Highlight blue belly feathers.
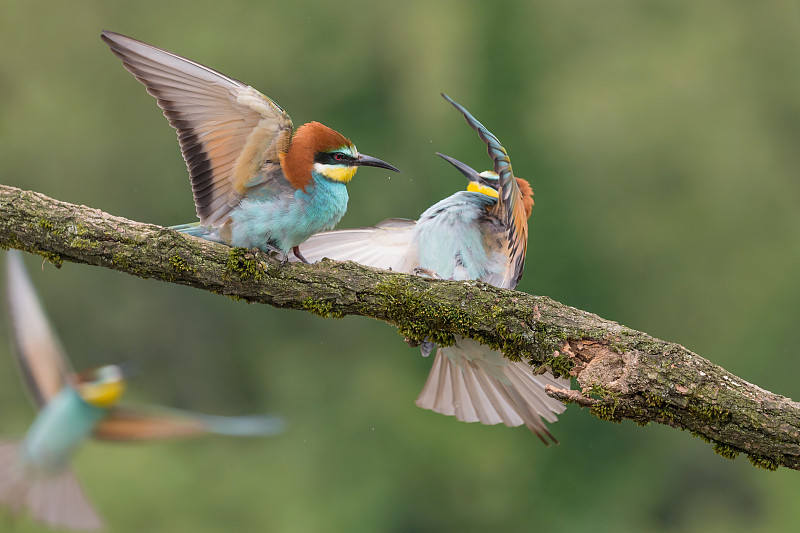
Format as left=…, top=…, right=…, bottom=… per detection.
left=230, top=174, right=349, bottom=253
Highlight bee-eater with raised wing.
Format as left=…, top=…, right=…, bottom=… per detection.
left=297, top=94, right=568, bottom=443
left=0, top=251, right=284, bottom=531
left=100, top=31, right=399, bottom=261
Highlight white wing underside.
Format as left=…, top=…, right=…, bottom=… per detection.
left=296, top=219, right=417, bottom=271
left=415, top=337, right=569, bottom=442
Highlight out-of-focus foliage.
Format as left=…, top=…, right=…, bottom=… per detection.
left=1, top=1, right=799, bottom=532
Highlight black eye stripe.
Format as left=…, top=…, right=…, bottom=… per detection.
left=314, top=151, right=354, bottom=165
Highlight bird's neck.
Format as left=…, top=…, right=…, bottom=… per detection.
left=279, top=150, right=313, bottom=191
left=299, top=172, right=349, bottom=228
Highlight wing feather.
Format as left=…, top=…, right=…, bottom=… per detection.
left=442, top=94, right=529, bottom=286
left=93, top=406, right=284, bottom=441
left=295, top=219, right=417, bottom=271
left=101, top=31, right=293, bottom=227
left=5, top=251, right=71, bottom=408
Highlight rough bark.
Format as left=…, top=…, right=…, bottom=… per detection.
left=1, top=184, right=798, bottom=471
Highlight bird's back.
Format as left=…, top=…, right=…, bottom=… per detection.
left=414, top=191, right=510, bottom=285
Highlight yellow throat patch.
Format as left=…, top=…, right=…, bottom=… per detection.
left=80, top=380, right=127, bottom=408
left=467, top=182, right=500, bottom=198
left=314, top=163, right=358, bottom=184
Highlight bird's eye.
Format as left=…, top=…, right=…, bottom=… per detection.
left=333, top=153, right=344, bottom=162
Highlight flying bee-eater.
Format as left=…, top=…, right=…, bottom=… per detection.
left=296, top=94, right=568, bottom=443
left=100, top=31, right=399, bottom=261
left=0, top=251, right=284, bottom=530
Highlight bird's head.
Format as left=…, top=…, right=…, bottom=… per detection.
left=281, top=122, right=399, bottom=190
left=436, top=152, right=534, bottom=218
left=76, top=364, right=128, bottom=408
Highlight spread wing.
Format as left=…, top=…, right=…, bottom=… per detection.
left=295, top=218, right=418, bottom=272
left=5, top=251, right=72, bottom=408
left=101, top=31, right=293, bottom=227
left=442, top=94, right=528, bottom=287
left=94, top=405, right=285, bottom=441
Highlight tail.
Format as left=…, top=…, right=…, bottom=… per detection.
left=0, top=440, right=102, bottom=530
left=415, top=338, right=569, bottom=444
left=170, top=222, right=223, bottom=242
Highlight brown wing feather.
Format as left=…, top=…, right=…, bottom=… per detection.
left=93, top=407, right=208, bottom=441
left=441, top=94, right=530, bottom=287
left=101, top=31, right=293, bottom=227
left=5, top=251, right=72, bottom=408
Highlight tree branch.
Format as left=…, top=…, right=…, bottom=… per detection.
left=1, top=184, right=798, bottom=471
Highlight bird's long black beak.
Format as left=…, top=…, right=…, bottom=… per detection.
left=436, top=152, right=496, bottom=188
left=355, top=154, right=400, bottom=172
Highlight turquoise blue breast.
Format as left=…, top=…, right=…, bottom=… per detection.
left=21, top=388, right=106, bottom=473
left=230, top=174, right=349, bottom=253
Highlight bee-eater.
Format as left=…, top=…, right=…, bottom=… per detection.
left=100, top=31, right=399, bottom=261
left=296, top=95, right=568, bottom=443
left=0, top=251, right=284, bottom=530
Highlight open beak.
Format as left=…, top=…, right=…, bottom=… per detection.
left=436, top=152, right=487, bottom=184
left=355, top=154, right=400, bottom=172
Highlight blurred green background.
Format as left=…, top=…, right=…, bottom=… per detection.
left=1, top=1, right=800, bottom=532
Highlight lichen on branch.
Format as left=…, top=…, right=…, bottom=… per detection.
left=1, top=184, right=799, bottom=471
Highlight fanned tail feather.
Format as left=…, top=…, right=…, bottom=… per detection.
left=0, top=440, right=102, bottom=530
left=415, top=339, right=569, bottom=444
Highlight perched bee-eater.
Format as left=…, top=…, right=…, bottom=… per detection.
left=297, top=95, right=568, bottom=443
left=100, top=31, right=399, bottom=261
left=0, top=251, right=284, bottom=530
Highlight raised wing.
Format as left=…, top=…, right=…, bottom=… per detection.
left=441, top=94, right=529, bottom=287
left=94, top=406, right=285, bottom=441
left=295, top=218, right=418, bottom=271
left=5, top=251, right=72, bottom=408
left=101, top=31, right=293, bottom=227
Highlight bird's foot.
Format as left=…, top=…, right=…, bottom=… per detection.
left=292, top=246, right=310, bottom=264
left=403, top=337, right=436, bottom=357
left=419, top=340, right=436, bottom=357
left=260, top=244, right=288, bottom=265
left=412, top=267, right=441, bottom=279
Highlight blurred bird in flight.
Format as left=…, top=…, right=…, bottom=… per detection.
left=297, top=94, right=568, bottom=443
left=101, top=31, right=399, bottom=261
left=0, top=250, right=284, bottom=530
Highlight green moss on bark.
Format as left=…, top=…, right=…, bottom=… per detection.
left=225, top=248, right=266, bottom=281
left=303, top=297, right=345, bottom=319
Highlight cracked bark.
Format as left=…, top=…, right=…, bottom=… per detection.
left=1, top=184, right=798, bottom=471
